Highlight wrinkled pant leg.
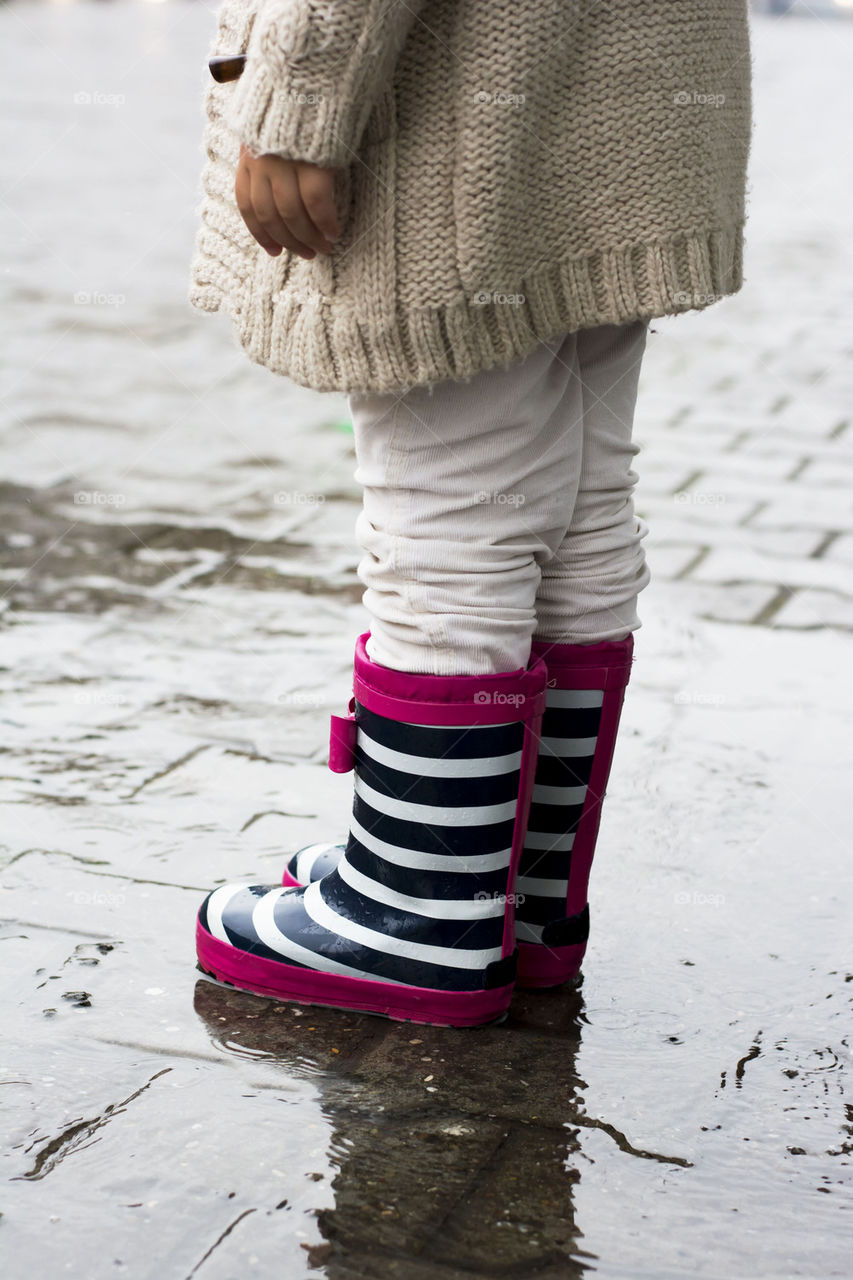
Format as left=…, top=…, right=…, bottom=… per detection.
left=348, top=333, right=586, bottom=675
left=534, top=321, right=651, bottom=645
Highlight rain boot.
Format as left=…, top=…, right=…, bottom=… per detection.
left=513, top=636, right=634, bottom=987
left=283, top=637, right=635, bottom=990
left=196, top=634, right=547, bottom=1026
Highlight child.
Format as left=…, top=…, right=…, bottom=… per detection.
left=190, top=0, right=751, bottom=1025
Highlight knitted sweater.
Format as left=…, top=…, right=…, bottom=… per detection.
left=189, top=0, right=751, bottom=394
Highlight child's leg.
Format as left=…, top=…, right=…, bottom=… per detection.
left=535, top=320, right=650, bottom=644
left=516, top=320, right=650, bottom=986
left=246, top=327, right=649, bottom=1008
left=349, top=332, right=589, bottom=675
left=197, top=337, right=606, bottom=1022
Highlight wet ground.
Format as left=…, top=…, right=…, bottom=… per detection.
left=2, top=3, right=853, bottom=1277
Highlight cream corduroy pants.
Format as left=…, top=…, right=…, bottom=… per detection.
left=349, top=321, right=651, bottom=675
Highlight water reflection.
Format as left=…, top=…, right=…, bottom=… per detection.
left=193, top=977, right=695, bottom=1275
left=193, top=978, right=596, bottom=1276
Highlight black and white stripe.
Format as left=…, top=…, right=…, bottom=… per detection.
left=515, top=688, right=603, bottom=944
left=291, top=842, right=345, bottom=882
left=204, top=702, right=525, bottom=991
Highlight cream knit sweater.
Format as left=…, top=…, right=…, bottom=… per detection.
left=189, top=1, right=751, bottom=394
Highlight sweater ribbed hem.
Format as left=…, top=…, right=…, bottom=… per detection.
left=190, top=224, right=744, bottom=394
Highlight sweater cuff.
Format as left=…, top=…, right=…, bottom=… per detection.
left=225, top=0, right=426, bottom=167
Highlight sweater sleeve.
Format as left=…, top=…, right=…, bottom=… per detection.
left=224, top=0, right=427, bottom=167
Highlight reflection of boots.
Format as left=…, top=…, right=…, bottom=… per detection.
left=515, top=636, right=634, bottom=988
left=196, top=634, right=546, bottom=1026
left=192, top=976, right=591, bottom=1276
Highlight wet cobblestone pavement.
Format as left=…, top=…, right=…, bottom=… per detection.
left=2, top=4, right=852, bottom=1277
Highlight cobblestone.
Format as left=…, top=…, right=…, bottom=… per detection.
left=797, top=455, right=853, bottom=487
left=635, top=363, right=853, bottom=622
left=687, top=547, right=852, bottom=594
left=745, top=492, right=853, bottom=533
left=658, top=579, right=788, bottom=627
left=648, top=522, right=825, bottom=562
left=763, top=588, right=853, bottom=631
left=824, top=532, right=853, bottom=564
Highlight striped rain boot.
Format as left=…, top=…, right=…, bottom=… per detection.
left=283, top=638, right=635, bottom=991
left=514, top=636, right=634, bottom=988
left=196, top=634, right=546, bottom=1027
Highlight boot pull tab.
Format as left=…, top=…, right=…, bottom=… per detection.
left=329, top=698, right=357, bottom=773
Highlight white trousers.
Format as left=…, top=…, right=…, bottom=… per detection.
left=349, top=322, right=651, bottom=675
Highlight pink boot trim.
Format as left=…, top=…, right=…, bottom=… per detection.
left=519, top=636, right=634, bottom=986
left=543, top=638, right=632, bottom=925
left=516, top=941, right=586, bottom=989
left=196, top=921, right=514, bottom=1028
left=531, top=634, right=634, bottom=691
left=353, top=631, right=547, bottom=726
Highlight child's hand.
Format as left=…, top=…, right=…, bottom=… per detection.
left=235, top=145, right=341, bottom=260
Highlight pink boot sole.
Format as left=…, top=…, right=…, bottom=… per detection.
left=196, top=920, right=514, bottom=1028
